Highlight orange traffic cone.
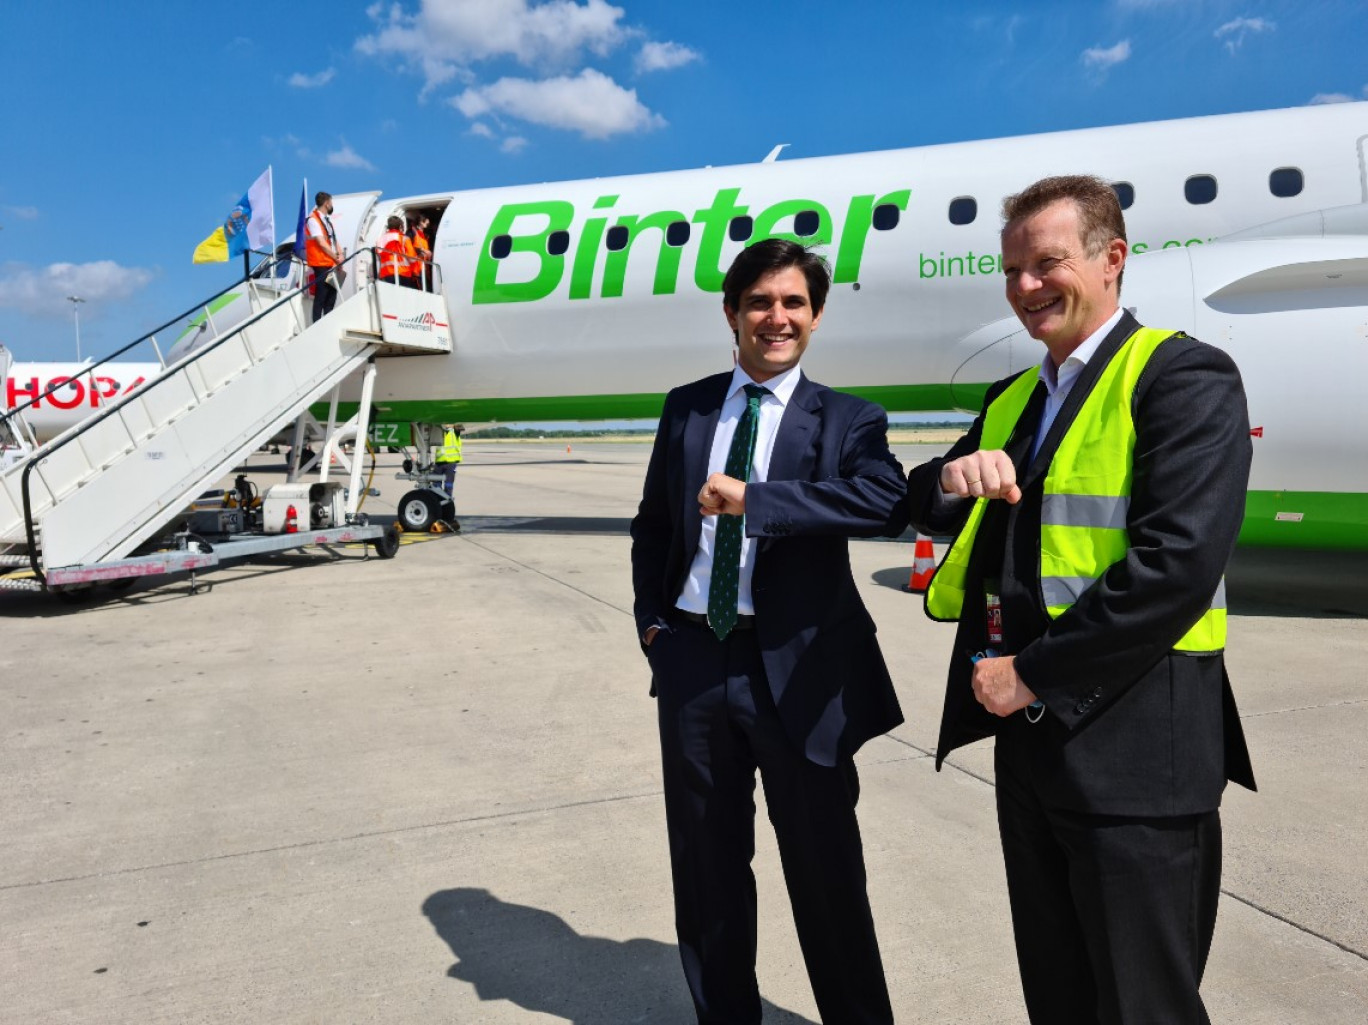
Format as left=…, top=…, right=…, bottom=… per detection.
left=905, top=533, right=937, bottom=593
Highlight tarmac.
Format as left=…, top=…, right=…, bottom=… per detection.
left=1, top=438, right=1365, bottom=1024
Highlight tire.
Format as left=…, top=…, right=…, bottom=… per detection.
left=398, top=489, right=440, bottom=532
left=372, top=525, right=400, bottom=559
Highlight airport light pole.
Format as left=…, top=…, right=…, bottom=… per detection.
left=66, top=295, right=86, bottom=361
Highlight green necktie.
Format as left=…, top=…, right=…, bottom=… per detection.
left=708, top=384, right=768, bottom=639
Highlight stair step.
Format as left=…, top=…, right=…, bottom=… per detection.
left=0, top=576, right=42, bottom=592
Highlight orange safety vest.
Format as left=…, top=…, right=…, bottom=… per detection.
left=400, top=234, right=418, bottom=277
left=376, top=229, right=406, bottom=281
left=410, top=228, right=431, bottom=262
left=305, top=210, right=338, bottom=268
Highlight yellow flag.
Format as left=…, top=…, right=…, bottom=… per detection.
left=192, top=226, right=229, bottom=264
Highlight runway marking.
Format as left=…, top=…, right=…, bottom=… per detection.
left=0, top=789, right=663, bottom=893
left=1240, top=696, right=1368, bottom=718
left=890, top=735, right=1368, bottom=964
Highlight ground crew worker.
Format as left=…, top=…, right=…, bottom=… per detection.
left=376, top=216, right=406, bottom=284
left=434, top=423, right=463, bottom=499
left=408, top=214, right=433, bottom=291
left=305, top=192, right=342, bottom=323
left=400, top=227, right=421, bottom=289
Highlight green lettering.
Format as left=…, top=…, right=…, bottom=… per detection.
left=753, top=199, right=833, bottom=248
left=569, top=195, right=618, bottom=300
left=833, top=190, right=910, bottom=284
left=472, top=200, right=574, bottom=304
left=919, top=253, right=938, bottom=279
left=692, top=188, right=749, bottom=293
left=1132, top=242, right=1149, bottom=254
left=978, top=254, right=998, bottom=275
left=601, top=211, right=689, bottom=298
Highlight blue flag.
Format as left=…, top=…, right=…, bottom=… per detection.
left=279, top=182, right=308, bottom=278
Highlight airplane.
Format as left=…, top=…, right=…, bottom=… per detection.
left=0, top=357, right=159, bottom=446
left=47, top=102, right=1368, bottom=549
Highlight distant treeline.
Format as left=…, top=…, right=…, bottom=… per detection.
left=467, top=426, right=657, bottom=439
left=467, top=421, right=968, bottom=440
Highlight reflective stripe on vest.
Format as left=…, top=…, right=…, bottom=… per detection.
left=925, top=325, right=1226, bottom=654
left=435, top=430, right=462, bottom=463
left=377, top=230, right=405, bottom=280
left=305, top=211, right=337, bottom=268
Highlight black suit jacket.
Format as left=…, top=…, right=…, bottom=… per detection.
left=907, top=313, right=1256, bottom=816
left=630, top=371, right=906, bottom=767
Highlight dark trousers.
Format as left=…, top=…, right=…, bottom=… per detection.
left=438, top=461, right=458, bottom=498
left=650, top=619, right=893, bottom=1025
left=311, top=270, right=338, bottom=323
left=995, top=731, right=1222, bottom=1024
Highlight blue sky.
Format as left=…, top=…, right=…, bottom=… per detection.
left=1, top=0, right=1366, bottom=362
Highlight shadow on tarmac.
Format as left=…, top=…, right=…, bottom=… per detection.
left=422, top=887, right=817, bottom=1024
left=461, top=515, right=634, bottom=536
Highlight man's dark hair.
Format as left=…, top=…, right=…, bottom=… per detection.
left=386, top=215, right=403, bottom=230
left=315, top=191, right=332, bottom=208
left=722, top=238, right=831, bottom=314
left=1001, top=175, right=1127, bottom=289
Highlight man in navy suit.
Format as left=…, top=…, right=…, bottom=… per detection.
left=906, top=176, right=1255, bottom=1023
left=630, top=240, right=906, bottom=1024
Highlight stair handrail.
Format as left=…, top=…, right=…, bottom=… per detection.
left=17, top=248, right=380, bottom=582
left=0, top=249, right=294, bottom=437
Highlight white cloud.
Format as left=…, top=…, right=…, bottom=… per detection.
left=452, top=68, right=664, bottom=139
left=324, top=143, right=377, bottom=171
left=635, top=40, right=700, bottom=74
left=3, top=206, right=39, bottom=221
left=1081, top=39, right=1131, bottom=71
left=358, top=0, right=629, bottom=91
left=0, top=261, right=155, bottom=318
left=468, top=121, right=495, bottom=138
left=501, top=135, right=529, bottom=154
left=1214, top=16, right=1275, bottom=54
left=1310, top=86, right=1368, bottom=104
left=288, top=68, right=336, bottom=89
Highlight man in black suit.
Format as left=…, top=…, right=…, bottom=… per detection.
left=630, top=239, right=906, bottom=1024
left=905, top=175, right=1256, bottom=1023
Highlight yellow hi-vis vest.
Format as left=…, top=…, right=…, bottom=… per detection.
left=925, top=326, right=1226, bottom=654
left=435, top=430, right=462, bottom=464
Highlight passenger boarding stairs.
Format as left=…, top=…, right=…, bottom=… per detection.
left=0, top=256, right=450, bottom=590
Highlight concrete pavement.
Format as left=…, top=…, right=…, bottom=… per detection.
left=0, top=440, right=1363, bottom=1023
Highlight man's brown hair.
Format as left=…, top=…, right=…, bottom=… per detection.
left=1001, top=175, right=1127, bottom=288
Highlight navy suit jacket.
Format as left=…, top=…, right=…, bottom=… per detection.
left=630, top=370, right=906, bottom=766
left=906, top=313, right=1256, bottom=816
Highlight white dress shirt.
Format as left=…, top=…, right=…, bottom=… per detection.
left=675, top=364, right=802, bottom=617
left=1031, top=307, right=1124, bottom=462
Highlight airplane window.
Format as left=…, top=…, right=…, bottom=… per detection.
left=1185, top=175, right=1218, bottom=205
left=605, top=225, right=630, bottom=252
left=490, top=234, right=512, bottom=260
left=666, top=221, right=691, bottom=247
left=872, top=204, right=900, bottom=231
left=729, top=216, right=753, bottom=242
left=547, top=230, right=571, bottom=256
left=793, top=210, right=820, bottom=237
left=948, top=197, right=977, bottom=225
left=1111, top=182, right=1135, bottom=210
left=1269, top=167, right=1304, bottom=198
